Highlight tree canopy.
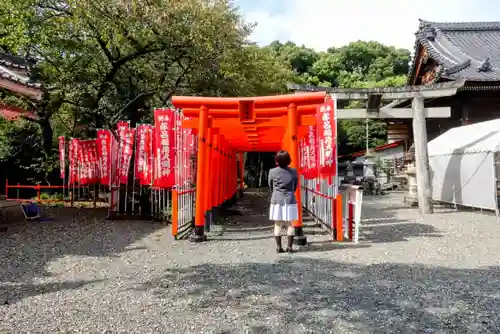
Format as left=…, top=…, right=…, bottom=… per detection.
left=0, top=0, right=411, bottom=185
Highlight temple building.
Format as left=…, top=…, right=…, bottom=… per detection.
left=407, top=19, right=500, bottom=139
left=0, top=50, right=41, bottom=120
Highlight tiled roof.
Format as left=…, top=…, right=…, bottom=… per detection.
left=410, top=19, right=500, bottom=82
left=0, top=51, right=42, bottom=88
left=339, top=141, right=405, bottom=158
left=0, top=51, right=36, bottom=69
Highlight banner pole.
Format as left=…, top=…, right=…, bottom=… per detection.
left=132, top=125, right=139, bottom=214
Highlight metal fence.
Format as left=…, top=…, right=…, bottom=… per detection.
left=301, top=177, right=363, bottom=243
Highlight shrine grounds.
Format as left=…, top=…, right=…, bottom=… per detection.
left=2, top=191, right=500, bottom=333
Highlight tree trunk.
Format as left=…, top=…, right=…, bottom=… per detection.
left=39, top=118, right=53, bottom=159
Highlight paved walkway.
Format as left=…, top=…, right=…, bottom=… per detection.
left=1, top=191, right=500, bottom=333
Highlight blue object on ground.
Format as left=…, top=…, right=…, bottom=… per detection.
left=21, top=202, right=54, bottom=222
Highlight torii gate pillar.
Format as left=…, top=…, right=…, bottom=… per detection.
left=287, top=103, right=307, bottom=245
left=191, top=106, right=209, bottom=242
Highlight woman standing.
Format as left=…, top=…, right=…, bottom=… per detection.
left=268, top=150, right=299, bottom=253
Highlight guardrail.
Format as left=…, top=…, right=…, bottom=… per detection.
left=5, top=179, right=106, bottom=207
left=301, top=179, right=363, bottom=243
left=172, top=188, right=196, bottom=239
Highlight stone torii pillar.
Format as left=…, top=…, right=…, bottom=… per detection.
left=412, top=96, right=432, bottom=214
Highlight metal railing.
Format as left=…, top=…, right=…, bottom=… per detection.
left=172, top=188, right=195, bottom=239
left=5, top=179, right=107, bottom=208
left=301, top=177, right=363, bottom=243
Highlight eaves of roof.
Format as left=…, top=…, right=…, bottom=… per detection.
left=408, top=19, right=500, bottom=84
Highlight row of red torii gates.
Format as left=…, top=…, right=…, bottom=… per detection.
left=172, top=92, right=328, bottom=243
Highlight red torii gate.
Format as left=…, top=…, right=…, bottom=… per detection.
left=172, top=92, right=327, bottom=242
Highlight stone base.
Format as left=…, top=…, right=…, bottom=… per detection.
left=189, top=225, right=208, bottom=243
left=404, top=195, right=418, bottom=206
left=293, top=226, right=308, bottom=246
left=294, top=235, right=307, bottom=246
left=189, top=234, right=208, bottom=243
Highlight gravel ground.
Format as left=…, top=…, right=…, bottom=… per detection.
left=2, top=192, right=500, bottom=333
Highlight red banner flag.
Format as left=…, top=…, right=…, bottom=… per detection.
left=88, top=140, right=98, bottom=184
left=135, top=124, right=153, bottom=185
left=186, top=129, right=195, bottom=184
left=306, top=125, right=318, bottom=179
left=68, top=138, right=80, bottom=185
left=299, top=138, right=306, bottom=175
left=316, top=98, right=336, bottom=179
left=78, top=140, right=89, bottom=185
left=145, top=126, right=153, bottom=185
left=78, top=140, right=98, bottom=185
left=117, top=120, right=129, bottom=134
left=58, top=136, right=65, bottom=179
left=115, top=120, right=130, bottom=184
left=117, top=128, right=135, bottom=184
left=176, top=127, right=194, bottom=187
left=97, top=129, right=112, bottom=185
left=153, top=109, right=176, bottom=188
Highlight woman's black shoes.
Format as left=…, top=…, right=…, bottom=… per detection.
left=275, top=235, right=297, bottom=253
left=275, top=236, right=284, bottom=253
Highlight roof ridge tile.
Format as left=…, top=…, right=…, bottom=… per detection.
left=419, top=19, right=500, bottom=31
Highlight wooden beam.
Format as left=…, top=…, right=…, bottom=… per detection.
left=287, top=80, right=466, bottom=100
left=172, top=91, right=326, bottom=110
left=411, top=46, right=425, bottom=85
left=0, top=78, right=42, bottom=101
left=337, top=107, right=450, bottom=119
left=300, top=115, right=316, bottom=126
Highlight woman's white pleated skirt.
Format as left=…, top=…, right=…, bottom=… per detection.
left=269, top=202, right=299, bottom=221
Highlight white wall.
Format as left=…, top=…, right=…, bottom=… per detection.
left=377, top=145, right=404, bottom=162
left=353, top=145, right=404, bottom=163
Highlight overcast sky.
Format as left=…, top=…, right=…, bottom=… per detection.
left=234, top=0, right=500, bottom=51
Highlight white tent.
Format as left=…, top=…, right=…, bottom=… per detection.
left=428, top=118, right=500, bottom=215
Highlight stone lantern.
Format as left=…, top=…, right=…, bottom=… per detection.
left=344, top=160, right=356, bottom=183
left=404, top=143, right=416, bottom=166
left=363, top=148, right=378, bottom=194
left=404, top=144, right=418, bottom=205
left=363, top=148, right=376, bottom=181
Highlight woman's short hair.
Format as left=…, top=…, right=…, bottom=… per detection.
left=276, top=150, right=291, bottom=168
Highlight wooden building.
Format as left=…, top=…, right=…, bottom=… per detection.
left=408, top=19, right=500, bottom=140
left=340, top=141, right=405, bottom=163
left=0, top=50, right=41, bottom=120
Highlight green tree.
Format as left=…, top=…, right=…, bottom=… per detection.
left=0, top=118, right=46, bottom=184
left=0, top=0, right=292, bottom=183
left=270, top=40, right=411, bottom=153
left=340, top=119, right=387, bottom=149
left=0, top=0, right=291, bottom=146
